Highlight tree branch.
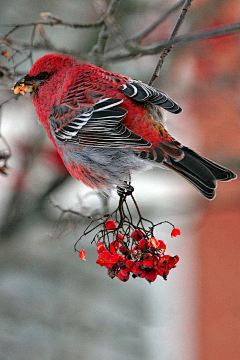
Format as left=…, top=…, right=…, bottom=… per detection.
left=106, top=0, right=185, bottom=55
left=128, top=0, right=185, bottom=44
left=104, top=21, right=240, bottom=63
left=0, top=18, right=105, bottom=35
left=149, top=0, right=193, bottom=86
left=105, top=0, right=122, bottom=17
left=88, top=0, right=122, bottom=66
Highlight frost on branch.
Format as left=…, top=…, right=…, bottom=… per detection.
left=75, top=183, right=180, bottom=283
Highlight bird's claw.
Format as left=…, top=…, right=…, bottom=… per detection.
left=117, top=182, right=134, bottom=197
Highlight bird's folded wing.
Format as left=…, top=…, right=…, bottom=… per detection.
left=121, top=79, right=182, bottom=114
left=49, top=97, right=151, bottom=148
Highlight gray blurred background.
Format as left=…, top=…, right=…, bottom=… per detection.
left=0, top=1, right=239, bottom=359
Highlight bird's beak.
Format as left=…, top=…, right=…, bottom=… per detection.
left=11, top=74, right=36, bottom=95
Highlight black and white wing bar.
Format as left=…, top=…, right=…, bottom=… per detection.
left=50, top=105, right=93, bottom=142
left=50, top=98, right=151, bottom=148
left=121, top=79, right=182, bottom=114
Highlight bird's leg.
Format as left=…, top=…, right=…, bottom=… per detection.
left=116, top=179, right=134, bottom=227
left=117, top=173, right=134, bottom=197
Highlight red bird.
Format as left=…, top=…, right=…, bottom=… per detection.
left=12, top=53, right=236, bottom=199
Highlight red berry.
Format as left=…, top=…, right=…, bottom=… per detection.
left=132, top=264, right=144, bottom=277
left=119, top=246, right=127, bottom=254
left=79, top=249, right=86, bottom=261
left=148, top=237, right=158, bottom=247
left=144, top=269, right=157, bottom=283
left=142, top=258, right=154, bottom=270
left=105, top=219, right=116, bottom=230
left=126, top=259, right=135, bottom=270
left=97, top=242, right=107, bottom=254
left=138, top=239, right=148, bottom=250
left=118, top=255, right=126, bottom=263
left=156, top=240, right=166, bottom=253
left=109, top=253, right=120, bottom=265
left=131, top=229, right=144, bottom=241
left=99, top=251, right=112, bottom=261
left=96, top=256, right=108, bottom=267
left=118, top=269, right=129, bottom=282
left=139, top=271, right=147, bottom=278
left=171, top=228, right=181, bottom=237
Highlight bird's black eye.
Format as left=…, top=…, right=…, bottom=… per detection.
left=37, top=72, right=49, bottom=80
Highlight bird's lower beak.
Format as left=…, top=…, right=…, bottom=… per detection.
left=11, top=74, right=36, bottom=95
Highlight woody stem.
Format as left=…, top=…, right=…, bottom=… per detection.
left=148, top=0, right=193, bottom=86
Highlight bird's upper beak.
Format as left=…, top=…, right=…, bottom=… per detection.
left=11, top=74, right=36, bottom=95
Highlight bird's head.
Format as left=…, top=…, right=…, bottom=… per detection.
left=11, top=53, right=76, bottom=95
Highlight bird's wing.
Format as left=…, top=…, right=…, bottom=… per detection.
left=121, top=79, right=182, bottom=114
left=49, top=97, right=151, bottom=148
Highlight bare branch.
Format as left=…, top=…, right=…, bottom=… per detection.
left=49, top=198, right=84, bottom=217
left=128, top=0, right=185, bottom=44
left=0, top=98, right=17, bottom=175
left=164, top=20, right=240, bottom=46
left=149, top=0, right=193, bottom=86
left=0, top=96, right=18, bottom=108
left=104, top=21, right=240, bottom=63
left=88, top=0, right=122, bottom=66
left=106, top=0, right=185, bottom=55
left=0, top=35, right=82, bottom=58
left=0, top=18, right=105, bottom=33
left=105, top=0, right=122, bottom=17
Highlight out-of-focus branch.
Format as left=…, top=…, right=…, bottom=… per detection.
left=88, top=0, right=122, bottom=66
left=2, top=3, right=240, bottom=68
left=0, top=36, right=84, bottom=65
left=0, top=97, right=18, bottom=175
left=104, top=21, right=240, bottom=63
left=105, top=0, right=185, bottom=56
left=162, top=20, right=240, bottom=46
left=127, top=0, right=185, bottom=44
left=0, top=18, right=105, bottom=35
left=105, top=0, right=122, bottom=17
left=0, top=14, right=106, bottom=73
left=0, top=173, right=70, bottom=239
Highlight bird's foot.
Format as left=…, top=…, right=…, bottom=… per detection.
left=117, top=181, right=134, bottom=197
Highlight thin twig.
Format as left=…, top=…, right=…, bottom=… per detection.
left=162, top=20, right=240, bottom=46
left=149, top=0, right=193, bottom=86
left=0, top=96, right=18, bottom=109
left=13, top=53, right=32, bottom=72
left=30, top=25, right=36, bottom=45
left=3, top=26, right=20, bottom=38
left=0, top=18, right=105, bottom=31
left=129, top=0, right=185, bottom=44
left=50, top=200, right=84, bottom=217
left=105, top=0, right=122, bottom=17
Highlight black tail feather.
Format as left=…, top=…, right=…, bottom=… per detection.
left=163, top=146, right=236, bottom=199
left=181, top=146, right=236, bottom=181
left=164, top=162, right=216, bottom=199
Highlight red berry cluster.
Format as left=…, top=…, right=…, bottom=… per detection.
left=95, top=220, right=179, bottom=283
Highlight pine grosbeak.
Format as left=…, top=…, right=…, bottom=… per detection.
left=12, top=53, right=236, bottom=198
